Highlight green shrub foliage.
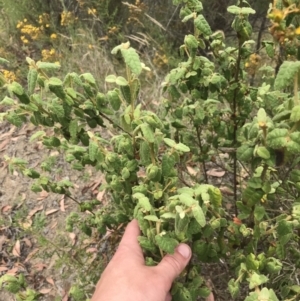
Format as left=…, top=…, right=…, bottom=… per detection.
left=3, top=0, right=300, bottom=300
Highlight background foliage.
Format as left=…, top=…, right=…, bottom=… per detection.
left=3, top=0, right=300, bottom=301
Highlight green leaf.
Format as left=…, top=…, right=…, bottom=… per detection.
left=163, top=138, right=176, bottom=148
left=36, top=61, right=61, bottom=71
left=178, top=193, right=197, bottom=206
left=262, top=41, right=275, bottom=58
left=155, top=234, right=179, bottom=254
left=6, top=112, right=23, bottom=127
left=105, top=74, right=117, bottom=83
left=291, top=105, right=300, bottom=122
left=228, top=278, right=240, bottom=299
left=89, top=141, right=98, bottom=162
left=0, top=57, right=9, bottom=65
left=227, top=5, right=255, bottom=15
left=254, top=205, right=265, bottom=221
left=237, top=145, right=253, bottom=161
left=107, top=90, right=121, bottom=111
left=248, top=272, right=269, bottom=289
left=29, top=131, right=45, bottom=142
left=266, top=129, right=288, bottom=149
left=69, top=120, right=78, bottom=138
left=140, top=123, right=155, bottom=143
left=257, top=108, right=267, bottom=123
left=27, top=68, right=38, bottom=94
left=174, top=143, right=190, bottom=152
left=192, top=205, right=206, bottom=227
left=81, top=73, right=96, bottom=85
left=133, top=194, right=152, bottom=211
left=194, top=15, right=212, bottom=36
left=184, top=34, right=198, bottom=50
left=121, top=47, right=142, bottom=76
left=0, top=96, right=15, bottom=105
left=256, top=146, right=270, bottom=159
left=274, top=61, right=300, bottom=90
left=51, top=100, right=65, bottom=118
left=116, top=76, right=128, bottom=86
left=144, top=215, right=160, bottom=222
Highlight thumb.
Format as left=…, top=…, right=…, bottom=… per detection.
left=155, top=244, right=192, bottom=285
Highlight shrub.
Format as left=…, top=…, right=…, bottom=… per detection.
left=3, top=0, right=300, bottom=300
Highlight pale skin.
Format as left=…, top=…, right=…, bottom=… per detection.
left=91, top=219, right=192, bottom=301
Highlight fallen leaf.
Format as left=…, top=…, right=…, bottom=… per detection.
left=28, top=205, right=43, bottom=218
left=22, top=238, right=32, bottom=248
left=233, top=217, right=242, bottom=225
left=12, top=240, right=21, bottom=257
left=0, top=236, right=7, bottom=251
left=24, top=248, right=39, bottom=263
left=6, top=267, right=18, bottom=276
left=50, top=221, right=58, bottom=229
left=20, top=220, right=33, bottom=230
left=37, top=190, right=49, bottom=201
left=46, top=277, right=55, bottom=286
left=219, top=186, right=234, bottom=196
left=86, top=247, right=98, bottom=253
left=91, top=180, right=102, bottom=192
left=186, top=166, right=198, bottom=176
left=39, top=288, right=52, bottom=294
left=0, top=138, right=9, bottom=151
left=206, top=169, right=225, bottom=177
left=1, top=205, right=12, bottom=213
left=33, top=263, right=47, bottom=271
left=60, top=196, right=65, bottom=212
left=96, top=190, right=106, bottom=202
left=0, top=266, right=9, bottom=272
left=46, top=209, right=59, bottom=216
left=69, top=233, right=76, bottom=246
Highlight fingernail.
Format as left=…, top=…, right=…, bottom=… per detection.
left=177, top=244, right=191, bottom=259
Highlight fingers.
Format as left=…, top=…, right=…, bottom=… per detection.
left=155, top=244, right=191, bottom=287
left=113, top=219, right=144, bottom=264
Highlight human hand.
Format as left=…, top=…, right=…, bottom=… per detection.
left=91, top=219, right=192, bottom=301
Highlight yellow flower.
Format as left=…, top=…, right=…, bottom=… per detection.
left=2, top=69, right=17, bottom=82
left=295, top=27, right=300, bottom=35
left=88, top=8, right=97, bottom=15
left=50, top=33, right=57, bottom=39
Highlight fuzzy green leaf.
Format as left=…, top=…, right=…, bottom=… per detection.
left=140, top=123, right=155, bottom=143
left=174, top=143, right=190, bottom=152
left=237, top=145, right=253, bottom=161
left=155, top=235, right=179, bottom=254
left=0, top=96, right=15, bottom=105
left=89, top=141, right=98, bottom=162
left=248, top=272, right=269, bottom=289
left=36, top=61, right=61, bottom=71
left=29, top=131, right=45, bottom=142
left=266, top=129, right=288, bottom=149
left=192, top=205, right=206, bottom=227
left=256, top=146, right=270, bottom=159
left=194, top=15, right=212, bottom=36
left=6, top=112, right=23, bottom=127
left=105, top=74, right=117, bottom=83
left=116, top=76, right=128, bottom=86
left=274, top=61, right=300, bottom=90
left=254, top=205, right=265, bottom=221
left=69, top=120, right=78, bottom=138
left=228, top=278, right=240, bottom=299
left=81, top=73, right=96, bottom=85
left=144, top=215, right=160, bottom=222
left=291, top=105, right=300, bottom=122
left=227, top=5, right=255, bottom=15
left=121, top=48, right=142, bottom=76
left=27, top=68, right=38, bottom=94
left=184, top=34, right=198, bottom=50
